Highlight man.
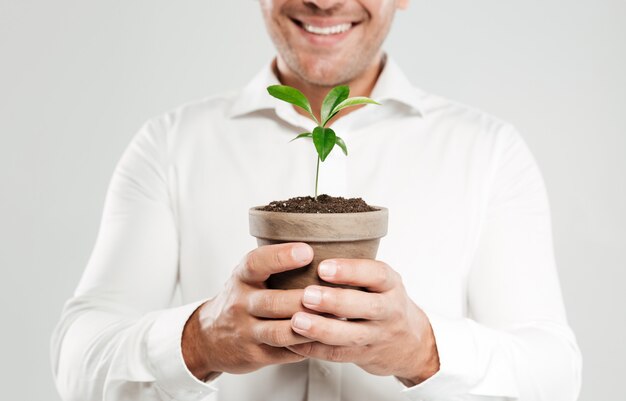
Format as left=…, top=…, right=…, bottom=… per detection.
left=51, top=1, right=582, bottom=400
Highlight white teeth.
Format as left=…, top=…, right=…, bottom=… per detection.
left=302, top=22, right=352, bottom=36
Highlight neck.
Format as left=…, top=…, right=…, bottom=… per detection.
left=273, top=54, right=385, bottom=126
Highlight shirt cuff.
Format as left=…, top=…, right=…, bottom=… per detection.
left=401, top=310, right=482, bottom=400
left=146, top=299, right=219, bottom=401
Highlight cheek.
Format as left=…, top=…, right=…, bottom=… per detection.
left=262, top=11, right=289, bottom=44
left=362, top=0, right=395, bottom=15
left=359, top=0, right=397, bottom=33
left=260, top=0, right=285, bottom=32
left=258, top=0, right=272, bottom=19
left=259, top=0, right=275, bottom=12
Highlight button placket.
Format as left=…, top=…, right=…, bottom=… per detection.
left=275, top=103, right=316, bottom=133
left=307, top=360, right=341, bottom=401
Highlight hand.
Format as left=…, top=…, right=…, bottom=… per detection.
left=182, top=242, right=315, bottom=381
left=287, top=259, right=440, bottom=386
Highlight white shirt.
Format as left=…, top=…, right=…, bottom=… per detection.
left=51, top=56, right=582, bottom=401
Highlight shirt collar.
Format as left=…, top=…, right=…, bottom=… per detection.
left=227, top=54, right=425, bottom=119
left=370, top=55, right=425, bottom=117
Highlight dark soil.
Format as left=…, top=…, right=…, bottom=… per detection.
left=259, top=194, right=377, bottom=214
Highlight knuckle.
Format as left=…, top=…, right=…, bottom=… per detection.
left=380, top=327, right=393, bottom=343
left=273, top=246, right=291, bottom=268
left=378, top=264, right=394, bottom=288
left=388, top=305, right=403, bottom=321
left=297, top=342, right=314, bottom=355
left=267, top=327, right=290, bottom=346
left=391, top=268, right=403, bottom=285
left=225, top=300, right=245, bottom=318
left=253, top=346, right=273, bottom=365
left=349, top=330, right=368, bottom=347
left=328, top=346, right=345, bottom=362
left=253, top=324, right=269, bottom=344
left=367, top=295, right=385, bottom=319
left=248, top=292, right=273, bottom=316
left=244, top=250, right=259, bottom=276
left=245, top=293, right=257, bottom=314
left=272, top=251, right=284, bottom=269
left=324, top=288, right=340, bottom=310
left=235, top=326, right=249, bottom=343
left=252, top=293, right=284, bottom=318
left=346, top=328, right=369, bottom=347
left=260, top=293, right=278, bottom=314
left=340, top=262, right=355, bottom=281
left=312, top=321, right=328, bottom=340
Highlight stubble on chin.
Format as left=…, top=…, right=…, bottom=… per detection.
left=266, top=2, right=378, bottom=87
left=282, top=48, right=381, bottom=88
left=292, top=55, right=353, bottom=87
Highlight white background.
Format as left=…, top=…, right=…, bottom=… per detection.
left=1, top=1, right=624, bottom=400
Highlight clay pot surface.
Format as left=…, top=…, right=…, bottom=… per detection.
left=249, top=207, right=388, bottom=289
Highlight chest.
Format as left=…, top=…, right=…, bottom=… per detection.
left=171, top=118, right=490, bottom=318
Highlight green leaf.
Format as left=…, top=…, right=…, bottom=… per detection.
left=335, top=136, right=348, bottom=156
left=267, top=85, right=318, bottom=123
left=312, top=127, right=336, bottom=162
left=289, top=132, right=312, bottom=142
left=321, top=85, right=349, bottom=127
left=327, top=96, right=380, bottom=122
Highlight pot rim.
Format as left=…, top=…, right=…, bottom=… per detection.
left=249, top=206, right=388, bottom=242
left=249, top=205, right=387, bottom=215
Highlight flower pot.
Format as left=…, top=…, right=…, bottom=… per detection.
left=249, top=207, right=388, bottom=289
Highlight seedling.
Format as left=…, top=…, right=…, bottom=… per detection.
left=267, top=84, right=379, bottom=200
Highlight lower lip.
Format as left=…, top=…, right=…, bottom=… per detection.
left=293, top=21, right=355, bottom=47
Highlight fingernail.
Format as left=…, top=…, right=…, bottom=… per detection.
left=303, top=287, right=322, bottom=305
left=319, top=261, right=337, bottom=278
left=291, top=245, right=312, bottom=263
left=293, top=314, right=312, bottom=330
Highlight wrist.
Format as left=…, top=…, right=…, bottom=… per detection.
left=397, top=311, right=440, bottom=387
left=411, top=328, right=440, bottom=385
left=182, top=302, right=220, bottom=381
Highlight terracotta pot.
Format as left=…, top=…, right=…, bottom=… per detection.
left=248, top=207, right=388, bottom=289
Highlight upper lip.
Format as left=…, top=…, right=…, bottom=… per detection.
left=290, top=16, right=361, bottom=28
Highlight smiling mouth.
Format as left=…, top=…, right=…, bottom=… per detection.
left=291, top=18, right=358, bottom=36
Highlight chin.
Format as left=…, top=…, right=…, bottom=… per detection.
left=300, top=73, right=345, bottom=87
left=293, top=57, right=357, bottom=87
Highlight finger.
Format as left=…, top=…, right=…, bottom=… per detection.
left=301, top=286, right=389, bottom=320
left=237, top=243, right=313, bottom=284
left=290, top=312, right=377, bottom=346
left=288, top=342, right=360, bottom=363
left=248, top=288, right=307, bottom=318
left=260, top=344, right=308, bottom=365
left=317, top=259, right=400, bottom=292
left=252, top=319, right=314, bottom=347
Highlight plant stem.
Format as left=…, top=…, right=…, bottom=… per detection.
left=314, top=156, right=320, bottom=201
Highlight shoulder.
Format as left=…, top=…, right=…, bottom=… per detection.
left=414, top=89, right=523, bottom=156
left=394, top=86, right=531, bottom=181
left=379, top=56, right=518, bottom=142
left=424, top=92, right=515, bottom=136
left=152, top=90, right=240, bottom=130
left=135, top=89, right=243, bottom=150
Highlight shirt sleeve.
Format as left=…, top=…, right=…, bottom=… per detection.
left=402, top=126, right=582, bottom=400
left=50, top=116, right=218, bottom=401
